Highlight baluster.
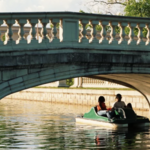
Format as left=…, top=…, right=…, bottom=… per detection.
left=28, top=24, right=32, bottom=44
left=4, top=23, right=9, bottom=45
left=0, top=20, right=4, bottom=45
left=15, top=20, right=21, bottom=44
left=29, top=19, right=38, bottom=44
left=41, top=18, right=49, bottom=47
left=37, top=20, right=42, bottom=43
left=51, top=19, right=60, bottom=43
left=79, top=20, right=83, bottom=43
left=59, top=19, right=63, bottom=42
left=18, top=19, right=26, bottom=44
left=118, top=22, right=128, bottom=45
left=118, top=22, right=123, bottom=44
left=6, top=19, right=15, bottom=46
left=128, top=23, right=136, bottom=45
left=99, top=21, right=108, bottom=44
left=145, top=24, right=150, bottom=45
left=109, top=21, right=118, bottom=44
left=88, top=21, right=93, bottom=43
left=90, top=20, right=99, bottom=44
left=80, top=20, right=89, bottom=43
left=137, top=23, right=145, bottom=45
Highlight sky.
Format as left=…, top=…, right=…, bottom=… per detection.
left=0, top=0, right=123, bottom=16
left=0, top=0, right=85, bottom=12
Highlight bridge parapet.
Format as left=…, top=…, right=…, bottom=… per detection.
left=0, top=12, right=149, bottom=52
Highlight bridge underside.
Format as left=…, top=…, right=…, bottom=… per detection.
left=90, top=74, right=150, bottom=106
left=1, top=62, right=150, bottom=108
left=0, top=48, right=150, bottom=109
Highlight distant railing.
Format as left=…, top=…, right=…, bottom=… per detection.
left=40, top=77, right=128, bottom=88
left=0, top=12, right=150, bottom=51
left=82, top=77, right=127, bottom=88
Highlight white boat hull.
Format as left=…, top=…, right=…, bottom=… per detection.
left=76, top=117, right=128, bottom=129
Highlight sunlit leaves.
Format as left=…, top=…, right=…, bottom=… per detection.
left=125, top=0, right=150, bottom=17
left=66, top=78, right=74, bottom=86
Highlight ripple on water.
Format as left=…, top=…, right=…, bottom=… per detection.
left=0, top=99, right=149, bottom=149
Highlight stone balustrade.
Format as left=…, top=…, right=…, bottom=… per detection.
left=40, top=77, right=128, bottom=88
left=81, top=77, right=127, bottom=88
left=0, top=12, right=149, bottom=51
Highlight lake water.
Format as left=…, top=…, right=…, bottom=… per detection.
left=0, top=99, right=150, bottom=150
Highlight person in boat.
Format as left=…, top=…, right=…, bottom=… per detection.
left=97, top=96, right=107, bottom=112
left=113, top=94, right=126, bottom=109
left=96, top=96, right=111, bottom=118
left=106, top=94, right=126, bottom=119
left=127, top=103, right=133, bottom=109
left=126, top=103, right=137, bottom=116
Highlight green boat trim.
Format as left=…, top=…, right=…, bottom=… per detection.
left=83, top=107, right=140, bottom=124
left=76, top=107, right=150, bottom=128
left=83, top=107, right=109, bottom=122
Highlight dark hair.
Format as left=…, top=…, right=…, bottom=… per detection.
left=127, top=103, right=132, bottom=109
left=98, top=96, right=105, bottom=103
left=116, top=94, right=122, bottom=102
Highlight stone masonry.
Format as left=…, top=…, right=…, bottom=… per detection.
left=5, top=88, right=149, bottom=111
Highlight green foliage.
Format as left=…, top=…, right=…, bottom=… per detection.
left=124, top=27, right=148, bottom=38
left=66, top=78, right=74, bottom=86
left=125, top=0, right=150, bottom=17
left=2, top=35, right=5, bottom=42
left=85, top=24, right=92, bottom=30
left=79, top=10, right=102, bottom=31
left=79, top=1, right=149, bottom=38
left=143, top=28, right=148, bottom=37
left=79, top=10, right=85, bottom=13
left=125, top=27, right=130, bottom=35
left=96, top=25, right=102, bottom=31
left=80, top=24, right=102, bottom=31
left=105, top=26, right=111, bottom=32
left=79, top=23, right=83, bottom=30
left=115, top=26, right=121, bottom=33
left=50, top=23, right=59, bottom=29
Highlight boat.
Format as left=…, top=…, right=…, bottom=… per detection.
left=76, top=107, right=150, bottom=128
left=129, top=115, right=150, bottom=128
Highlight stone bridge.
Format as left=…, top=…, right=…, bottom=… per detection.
left=0, top=12, right=150, bottom=107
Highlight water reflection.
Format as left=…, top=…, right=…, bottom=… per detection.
left=0, top=98, right=149, bottom=149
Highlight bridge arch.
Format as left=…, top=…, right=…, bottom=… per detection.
left=0, top=12, right=150, bottom=109
left=1, top=62, right=150, bottom=108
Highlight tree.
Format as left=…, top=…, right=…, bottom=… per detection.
left=84, top=0, right=150, bottom=17
left=66, top=78, right=74, bottom=86
left=84, top=0, right=128, bottom=15
left=125, top=0, right=150, bottom=17
left=83, top=0, right=150, bottom=37
left=79, top=10, right=85, bottom=13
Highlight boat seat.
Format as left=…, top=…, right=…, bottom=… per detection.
left=94, top=107, right=108, bottom=117
left=101, top=114, right=107, bottom=117
left=123, top=108, right=137, bottom=120
left=115, top=108, right=126, bottom=119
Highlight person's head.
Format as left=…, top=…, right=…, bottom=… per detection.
left=98, top=96, right=105, bottom=103
left=127, top=103, right=132, bottom=109
left=116, top=94, right=122, bottom=102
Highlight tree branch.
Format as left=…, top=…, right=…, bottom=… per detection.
left=90, top=0, right=127, bottom=6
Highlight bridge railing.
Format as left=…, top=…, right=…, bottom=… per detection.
left=0, top=12, right=150, bottom=51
